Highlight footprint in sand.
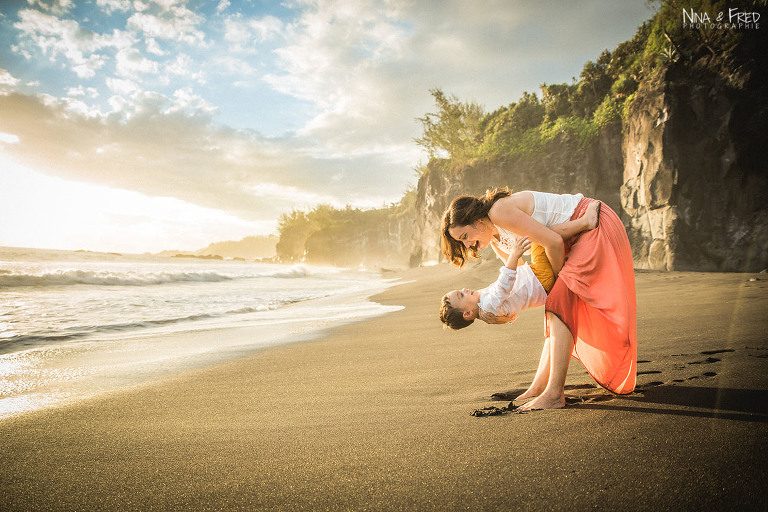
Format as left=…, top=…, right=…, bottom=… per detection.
left=687, top=371, right=718, bottom=380
left=636, top=360, right=663, bottom=376
left=659, top=348, right=727, bottom=385
left=637, top=380, right=664, bottom=388
left=478, top=351, right=733, bottom=416
left=685, top=348, right=734, bottom=366
left=701, top=349, right=735, bottom=355
left=689, top=357, right=721, bottom=365
left=489, top=391, right=520, bottom=401
left=564, top=383, right=598, bottom=390
left=565, top=393, right=615, bottom=405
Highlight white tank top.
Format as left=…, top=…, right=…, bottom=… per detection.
left=528, top=190, right=583, bottom=226
left=491, top=191, right=583, bottom=254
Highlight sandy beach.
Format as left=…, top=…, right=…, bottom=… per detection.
left=2, top=263, right=767, bottom=511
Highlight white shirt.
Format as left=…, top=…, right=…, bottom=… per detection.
left=478, top=264, right=547, bottom=323
left=528, top=190, right=583, bottom=226
left=490, top=191, right=583, bottom=255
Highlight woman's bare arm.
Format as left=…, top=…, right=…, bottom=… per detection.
left=488, top=198, right=565, bottom=275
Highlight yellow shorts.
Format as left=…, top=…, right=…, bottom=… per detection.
left=530, top=243, right=555, bottom=293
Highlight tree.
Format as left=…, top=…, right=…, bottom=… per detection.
left=540, top=83, right=575, bottom=121
left=414, top=88, right=484, bottom=163
left=276, top=210, right=313, bottom=262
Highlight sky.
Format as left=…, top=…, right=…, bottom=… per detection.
left=0, top=0, right=655, bottom=253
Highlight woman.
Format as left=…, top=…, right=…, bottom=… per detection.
left=441, top=188, right=637, bottom=411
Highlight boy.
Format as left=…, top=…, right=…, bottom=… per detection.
left=439, top=204, right=598, bottom=329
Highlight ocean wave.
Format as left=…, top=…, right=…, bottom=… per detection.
left=0, top=263, right=328, bottom=288
left=0, top=304, right=279, bottom=354
left=267, top=264, right=313, bottom=278
left=0, top=270, right=234, bottom=288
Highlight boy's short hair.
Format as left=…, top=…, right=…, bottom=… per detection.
left=439, top=293, right=474, bottom=330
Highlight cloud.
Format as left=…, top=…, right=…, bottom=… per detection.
left=165, top=53, right=204, bottom=83
left=223, top=13, right=284, bottom=53
left=264, top=0, right=418, bottom=157
left=0, top=68, right=21, bottom=93
left=106, top=76, right=139, bottom=96
left=26, top=0, right=74, bottom=16
left=95, top=0, right=132, bottom=15
left=265, top=0, right=651, bottom=159
left=126, top=8, right=206, bottom=46
left=13, top=9, right=131, bottom=78
left=216, top=0, right=231, bottom=15
left=169, top=87, right=216, bottom=115
left=215, top=56, right=257, bottom=76
left=114, top=46, right=159, bottom=78
left=0, top=132, right=20, bottom=144
left=0, top=91, right=405, bottom=226
left=248, top=182, right=350, bottom=210
left=13, top=0, right=208, bottom=86
left=66, top=85, right=99, bottom=98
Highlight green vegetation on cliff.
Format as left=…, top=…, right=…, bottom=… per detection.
left=415, top=0, right=760, bottom=169
left=275, top=189, right=416, bottom=265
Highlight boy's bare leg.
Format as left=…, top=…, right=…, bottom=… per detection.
left=515, top=338, right=551, bottom=401
left=517, top=312, right=574, bottom=411
left=548, top=201, right=601, bottom=240
left=584, top=200, right=601, bottom=229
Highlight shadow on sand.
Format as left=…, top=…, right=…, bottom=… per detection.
left=575, top=385, right=768, bottom=423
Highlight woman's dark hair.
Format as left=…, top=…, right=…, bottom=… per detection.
left=440, top=187, right=511, bottom=268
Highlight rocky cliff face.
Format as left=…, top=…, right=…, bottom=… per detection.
left=304, top=213, right=415, bottom=268
left=622, top=52, right=768, bottom=271
left=411, top=45, right=768, bottom=272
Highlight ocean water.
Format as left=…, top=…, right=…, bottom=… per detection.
left=0, top=247, right=402, bottom=418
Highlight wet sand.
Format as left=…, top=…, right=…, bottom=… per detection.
left=1, top=263, right=767, bottom=510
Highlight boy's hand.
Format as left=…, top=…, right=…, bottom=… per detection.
left=479, top=309, right=518, bottom=325
left=505, top=236, right=531, bottom=269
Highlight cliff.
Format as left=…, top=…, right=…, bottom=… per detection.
left=195, top=235, right=278, bottom=260
left=621, top=36, right=768, bottom=271
left=410, top=25, right=768, bottom=272
left=277, top=205, right=416, bottom=269
left=303, top=213, right=415, bottom=268
left=410, top=123, right=624, bottom=265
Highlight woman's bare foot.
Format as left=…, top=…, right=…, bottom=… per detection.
left=515, top=384, right=545, bottom=401
left=584, top=201, right=601, bottom=230
left=516, top=391, right=566, bottom=412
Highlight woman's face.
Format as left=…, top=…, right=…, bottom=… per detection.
left=448, top=221, right=493, bottom=251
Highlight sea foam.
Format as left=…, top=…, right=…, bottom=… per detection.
left=0, top=264, right=321, bottom=288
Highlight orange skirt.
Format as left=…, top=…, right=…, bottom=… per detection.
left=545, top=198, right=637, bottom=394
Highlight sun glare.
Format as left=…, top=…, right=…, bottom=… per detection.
left=0, top=155, right=269, bottom=253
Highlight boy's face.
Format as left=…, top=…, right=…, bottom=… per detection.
left=446, top=288, right=480, bottom=320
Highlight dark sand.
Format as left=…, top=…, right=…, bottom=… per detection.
left=2, top=263, right=767, bottom=511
